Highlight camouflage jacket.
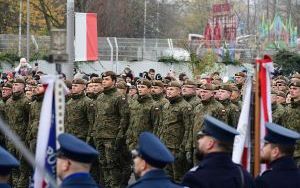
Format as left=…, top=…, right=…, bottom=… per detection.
left=183, top=95, right=201, bottom=109
left=282, top=100, right=300, bottom=157
left=27, top=94, right=44, bottom=142
left=152, top=93, right=169, bottom=135
left=93, top=87, right=129, bottom=139
left=65, top=92, right=94, bottom=140
left=220, top=99, right=240, bottom=128
left=126, top=94, right=159, bottom=150
left=159, top=96, right=193, bottom=151
left=272, top=103, right=285, bottom=125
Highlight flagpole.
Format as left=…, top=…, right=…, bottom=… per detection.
left=254, top=58, right=261, bottom=177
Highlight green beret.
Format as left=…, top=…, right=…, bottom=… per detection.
left=64, top=80, right=72, bottom=89
left=200, top=83, right=215, bottom=90
left=13, top=77, right=25, bottom=84
left=72, top=78, right=86, bottom=85
left=3, top=82, right=12, bottom=89
left=235, top=72, right=246, bottom=77
left=90, top=77, right=102, bottom=84
left=276, top=91, right=286, bottom=98
left=167, top=81, right=181, bottom=88
left=183, top=79, right=196, bottom=86
left=289, top=80, right=300, bottom=87
left=116, top=81, right=128, bottom=89
left=152, top=80, right=164, bottom=88
left=137, top=79, right=152, bottom=88
left=219, top=84, right=233, bottom=92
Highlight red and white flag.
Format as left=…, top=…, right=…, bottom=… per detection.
left=75, top=13, right=98, bottom=61
left=257, top=54, right=274, bottom=172
left=232, top=76, right=252, bottom=171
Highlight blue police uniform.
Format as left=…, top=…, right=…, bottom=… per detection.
left=58, top=133, right=102, bottom=188
left=128, top=132, right=183, bottom=188
left=255, top=123, right=300, bottom=188
left=0, top=146, right=20, bottom=188
left=181, top=116, right=255, bottom=188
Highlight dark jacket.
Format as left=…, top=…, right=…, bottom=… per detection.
left=61, top=173, right=102, bottom=188
left=255, top=156, right=300, bottom=188
left=128, top=169, right=182, bottom=188
left=181, top=152, right=255, bottom=188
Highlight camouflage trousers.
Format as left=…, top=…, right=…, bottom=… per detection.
left=165, top=148, right=186, bottom=183
left=94, top=138, right=122, bottom=188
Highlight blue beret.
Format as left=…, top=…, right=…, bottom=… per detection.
left=0, top=146, right=19, bottom=175
left=135, top=132, right=174, bottom=168
left=264, top=123, right=300, bottom=145
left=57, top=133, right=99, bottom=163
left=199, top=115, right=239, bottom=143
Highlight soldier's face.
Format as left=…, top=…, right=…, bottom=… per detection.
left=12, top=83, right=25, bottom=93
left=86, top=84, right=93, bottom=93
left=151, top=86, right=163, bottom=95
left=181, top=85, right=196, bottom=96
left=235, top=76, right=244, bottom=84
left=25, top=90, right=33, bottom=100
left=2, top=87, right=12, bottom=98
left=196, top=88, right=202, bottom=97
left=129, top=88, right=137, bottom=96
left=166, top=87, right=180, bottom=98
left=137, top=85, right=150, bottom=96
left=276, top=96, right=285, bottom=104
left=218, top=89, right=231, bottom=101
left=102, top=76, right=115, bottom=89
left=35, top=84, right=45, bottom=95
left=260, top=142, right=279, bottom=163
left=200, top=90, right=213, bottom=101
left=93, top=83, right=103, bottom=93
left=289, top=86, right=300, bottom=99
left=71, top=84, right=85, bottom=94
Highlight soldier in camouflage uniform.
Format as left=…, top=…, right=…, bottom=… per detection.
left=271, top=90, right=285, bottom=124
left=188, top=83, right=227, bottom=165
left=126, top=79, right=158, bottom=150
left=116, top=81, right=128, bottom=96
left=151, top=80, right=169, bottom=135
left=282, top=81, right=300, bottom=166
left=92, top=71, right=129, bottom=188
left=218, top=84, right=239, bottom=127
left=0, top=82, right=12, bottom=148
left=5, top=77, right=30, bottom=187
left=65, top=78, right=94, bottom=141
left=230, top=85, right=242, bottom=110
left=234, top=72, right=246, bottom=90
left=158, top=81, right=193, bottom=182
left=86, top=77, right=103, bottom=100
left=276, top=91, right=287, bottom=106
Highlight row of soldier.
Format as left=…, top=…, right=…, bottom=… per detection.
left=0, top=68, right=299, bottom=187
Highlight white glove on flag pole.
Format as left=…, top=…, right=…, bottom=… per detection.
left=75, top=13, right=98, bottom=61
left=232, top=76, right=252, bottom=171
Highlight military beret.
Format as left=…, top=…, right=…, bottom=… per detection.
left=276, top=91, right=286, bottom=98
left=72, top=78, right=86, bottom=85
left=13, top=77, right=25, bottom=84
left=235, top=72, right=246, bottom=77
left=2, top=82, right=12, bottom=89
left=152, top=80, right=164, bottom=88
left=134, top=132, right=174, bottom=168
left=200, top=83, right=215, bottom=90
left=57, top=133, right=99, bottom=163
left=64, top=80, right=72, bottom=90
left=219, top=84, right=233, bottom=92
left=167, top=81, right=181, bottom=88
left=137, top=79, right=152, bottom=88
left=289, top=80, right=300, bottom=87
left=90, top=77, right=102, bottom=84
left=0, top=146, right=19, bottom=175
left=291, top=73, right=300, bottom=79
left=183, top=79, right=196, bottom=86
left=198, top=115, right=239, bottom=143
left=116, top=81, right=128, bottom=89
left=264, top=123, right=300, bottom=145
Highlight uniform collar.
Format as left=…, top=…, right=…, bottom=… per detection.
left=168, top=96, right=183, bottom=104
left=137, top=94, right=152, bottom=103
left=103, top=87, right=117, bottom=95
left=72, top=92, right=85, bottom=100
left=138, top=169, right=169, bottom=181
left=183, top=94, right=196, bottom=102
left=152, top=93, right=164, bottom=101
left=199, top=152, right=233, bottom=168
left=269, top=156, right=298, bottom=170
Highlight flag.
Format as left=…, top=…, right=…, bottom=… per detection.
left=232, top=76, right=252, bottom=171
left=33, top=76, right=66, bottom=188
left=257, top=54, right=274, bottom=173
left=75, top=13, right=98, bottom=61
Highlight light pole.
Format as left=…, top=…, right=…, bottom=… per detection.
left=18, top=0, right=22, bottom=57
left=65, top=0, right=75, bottom=79
left=143, top=0, right=147, bottom=60
left=26, top=0, right=30, bottom=61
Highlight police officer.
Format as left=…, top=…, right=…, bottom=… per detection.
left=128, top=132, right=183, bottom=188
left=0, top=146, right=19, bottom=188
left=57, top=133, right=102, bottom=188
left=255, top=123, right=300, bottom=188
left=181, top=115, right=255, bottom=188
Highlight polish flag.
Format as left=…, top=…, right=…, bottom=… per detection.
left=232, top=76, right=252, bottom=171
left=75, top=13, right=98, bottom=61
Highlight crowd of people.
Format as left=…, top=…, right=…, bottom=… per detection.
left=0, top=58, right=299, bottom=188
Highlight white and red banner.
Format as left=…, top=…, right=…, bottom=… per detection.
left=257, top=54, right=274, bottom=173
left=232, top=76, right=252, bottom=171
left=75, top=13, right=98, bottom=61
